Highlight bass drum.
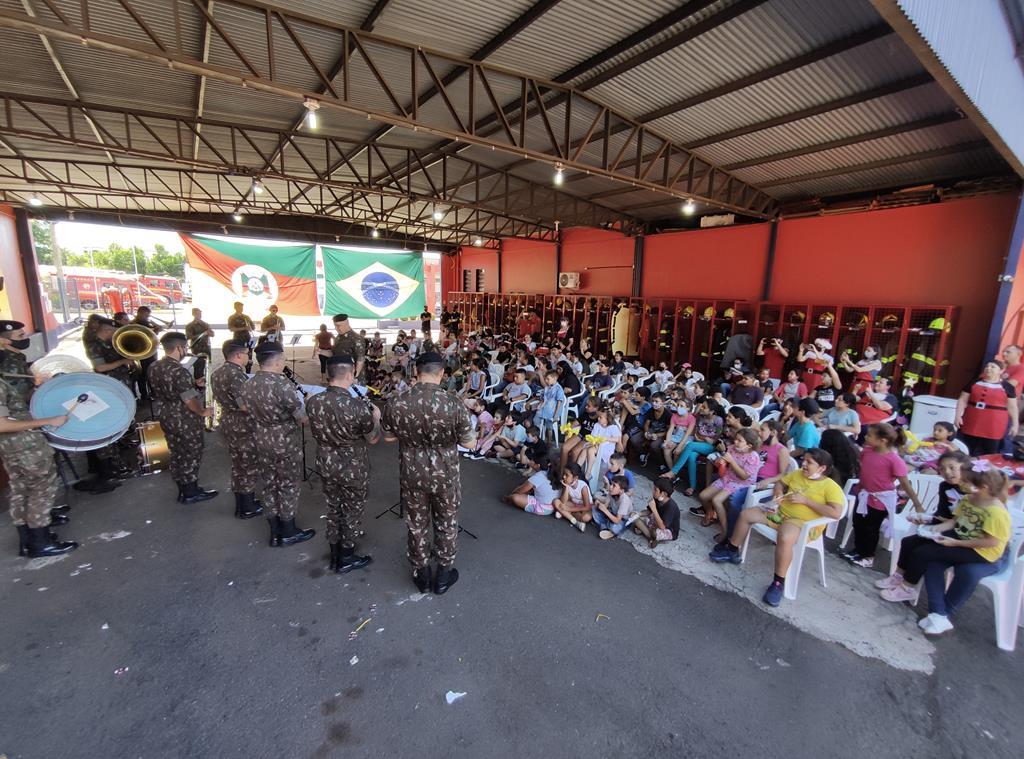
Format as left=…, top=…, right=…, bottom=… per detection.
left=30, top=372, right=136, bottom=451
left=137, top=421, right=170, bottom=475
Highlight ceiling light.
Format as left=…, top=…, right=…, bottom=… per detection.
left=28, top=194, right=43, bottom=207
left=371, top=228, right=380, bottom=238
left=68, top=210, right=75, bottom=220
left=682, top=199, right=696, bottom=216
left=473, top=237, right=483, bottom=247
left=221, top=225, right=228, bottom=234
left=303, top=98, right=320, bottom=130
left=232, top=213, right=244, bottom=222
left=252, top=178, right=264, bottom=195
left=432, top=206, right=445, bottom=222
left=553, top=162, right=565, bottom=186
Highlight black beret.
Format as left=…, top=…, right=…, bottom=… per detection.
left=0, top=320, right=25, bottom=333
left=222, top=339, right=248, bottom=353
left=327, top=355, right=354, bottom=366
left=254, top=341, right=283, bottom=355
left=332, top=313, right=349, bottom=322
left=415, top=351, right=444, bottom=367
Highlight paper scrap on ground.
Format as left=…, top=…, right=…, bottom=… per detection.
left=445, top=691, right=466, bottom=704
left=94, top=531, right=131, bottom=542
left=349, top=655, right=359, bottom=666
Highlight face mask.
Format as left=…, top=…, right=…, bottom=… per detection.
left=652, top=403, right=663, bottom=410
left=863, top=351, right=876, bottom=359
left=9, top=338, right=30, bottom=350
left=806, top=470, right=823, bottom=480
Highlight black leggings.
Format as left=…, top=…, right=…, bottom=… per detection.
left=898, top=532, right=991, bottom=584
left=852, top=506, right=888, bottom=558
left=318, top=354, right=328, bottom=374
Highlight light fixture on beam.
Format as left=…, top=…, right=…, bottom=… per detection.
left=303, top=98, right=320, bottom=130
left=232, top=212, right=244, bottom=222
left=67, top=210, right=75, bottom=220
left=252, top=178, right=264, bottom=195
left=371, top=227, right=380, bottom=238
left=553, top=162, right=565, bottom=186
left=682, top=199, right=696, bottom=216
left=473, top=237, right=483, bottom=247
left=432, top=205, right=445, bottom=222
left=28, top=194, right=43, bottom=207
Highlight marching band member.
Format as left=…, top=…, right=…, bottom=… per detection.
left=210, top=340, right=263, bottom=520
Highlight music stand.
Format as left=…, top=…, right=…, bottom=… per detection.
left=374, top=496, right=477, bottom=540
left=288, top=333, right=303, bottom=376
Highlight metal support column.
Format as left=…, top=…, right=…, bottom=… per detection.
left=631, top=234, right=644, bottom=297
left=761, top=219, right=779, bottom=301
left=13, top=209, right=48, bottom=350
left=986, top=193, right=1024, bottom=358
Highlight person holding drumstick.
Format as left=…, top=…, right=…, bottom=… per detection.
left=0, top=370, right=77, bottom=558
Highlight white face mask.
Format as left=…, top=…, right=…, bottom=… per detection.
left=805, top=469, right=823, bottom=480
left=863, top=350, right=876, bottom=359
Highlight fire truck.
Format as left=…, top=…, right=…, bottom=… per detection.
left=139, top=274, right=186, bottom=304
left=38, top=266, right=176, bottom=313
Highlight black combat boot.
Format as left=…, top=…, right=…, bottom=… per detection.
left=335, top=545, right=372, bottom=574
left=51, top=503, right=71, bottom=516
left=235, top=492, right=262, bottom=519
left=175, top=482, right=186, bottom=503
left=276, top=518, right=315, bottom=547
left=267, top=517, right=281, bottom=547
left=180, top=482, right=218, bottom=504
left=433, top=565, right=460, bottom=595
left=412, top=566, right=432, bottom=593
left=49, top=510, right=69, bottom=525
left=16, top=524, right=30, bottom=557
left=26, top=526, right=78, bottom=558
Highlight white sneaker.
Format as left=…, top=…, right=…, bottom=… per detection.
left=918, top=613, right=941, bottom=629
left=554, top=511, right=563, bottom=520
left=599, top=529, right=614, bottom=540
left=577, top=521, right=586, bottom=533
left=874, top=574, right=904, bottom=590
left=880, top=583, right=917, bottom=603
left=850, top=556, right=874, bottom=569
left=921, top=614, right=954, bottom=635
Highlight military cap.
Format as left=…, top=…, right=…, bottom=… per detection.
left=254, top=340, right=283, bottom=355
left=332, top=313, right=349, bottom=322
left=415, top=351, right=444, bottom=367
left=0, top=320, right=25, bottom=333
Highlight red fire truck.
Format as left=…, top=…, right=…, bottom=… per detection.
left=139, top=274, right=186, bottom=304
left=38, top=266, right=176, bottom=313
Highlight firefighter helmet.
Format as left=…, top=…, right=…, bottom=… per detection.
left=789, top=310, right=806, bottom=324
left=701, top=306, right=715, bottom=321
left=682, top=306, right=695, bottom=318
left=817, top=311, right=835, bottom=327
left=928, top=317, right=951, bottom=333
left=723, top=307, right=735, bottom=319
left=880, top=313, right=901, bottom=328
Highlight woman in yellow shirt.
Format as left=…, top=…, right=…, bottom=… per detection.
left=710, top=449, right=846, bottom=607
left=877, top=465, right=1012, bottom=636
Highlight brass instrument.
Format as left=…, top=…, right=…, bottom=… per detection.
left=113, top=324, right=158, bottom=373
left=203, top=355, right=215, bottom=431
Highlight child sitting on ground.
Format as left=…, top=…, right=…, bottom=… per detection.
left=502, top=452, right=560, bottom=517
left=902, top=421, right=958, bottom=473
left=553, top=463, right=592, bottom=533
left=492, top=414, right=528, bottom=461
left=388, top=368, right=409, bottom=397
left=634, top=476, right=681, bottom=548
left=591, top=475, right=635, bottom=540
left=466, top=410, right=506, bottom=459
left=600, top=452, right=636, bottom=496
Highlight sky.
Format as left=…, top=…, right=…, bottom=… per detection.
left=53, top=221, right=185, bottom=254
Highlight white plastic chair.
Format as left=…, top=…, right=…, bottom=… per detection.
left=598, top=380, right=621, bottom=401
left=728, top=403, right=759, bottom=423
left=825, top=478, right=859, bottom=541
left=739, top=490, right=852, bottom=600
left=886, top=473, right=944, bottom=575
left=761, top=410, right=781, bottom=424
left=554, top=389, right=586, bottom=446
left=951, top=438, right=970, bottom=455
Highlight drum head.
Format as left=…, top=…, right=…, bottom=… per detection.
left=30, top=372, right=137, bottom=451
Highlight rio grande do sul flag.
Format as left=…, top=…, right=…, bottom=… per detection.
left=180, top=234, right=319, bottom=316
left=321, top=247, right=425, bottom=319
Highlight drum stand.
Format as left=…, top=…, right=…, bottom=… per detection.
left=54, top=451, right=79, bottom=489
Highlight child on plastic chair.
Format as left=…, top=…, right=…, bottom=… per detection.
left=697, top=428, right=762, bottom=539
left=877, top=463, right=1012, bottom=636
left=901, top=421, right=957, bottom=473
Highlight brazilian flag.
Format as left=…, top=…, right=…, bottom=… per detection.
left=322, top=247, right=425, bottom=319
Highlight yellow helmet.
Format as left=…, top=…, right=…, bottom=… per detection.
left=880, top=313, right=900, bottom=327
left=683, top=306, right=695, bottom=318
left=790, top=310, right=806, bottom=324
left=817, top=311, right=835, bottom=326
left=723, top=307, right=735, bottom=318
left=928, top=317, right=951, bottom=333
left=702, top=306, right=716, bottom=320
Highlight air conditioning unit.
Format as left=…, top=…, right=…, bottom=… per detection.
left=558, top=271, right=580, bottom=289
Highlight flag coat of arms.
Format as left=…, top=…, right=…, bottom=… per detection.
left=322, top=248, right=425, bottom=319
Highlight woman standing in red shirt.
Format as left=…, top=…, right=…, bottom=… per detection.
left=955, top=361, right=1019, bottom=456
left=797, top=338, right=833, bottom=392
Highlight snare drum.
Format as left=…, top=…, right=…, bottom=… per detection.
left=138, top=421, right=170, bottom=474
left=30, top=372, right=137, bottom=451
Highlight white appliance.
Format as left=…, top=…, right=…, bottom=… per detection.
left=558, top=271, right=580, bottom=289
left=909, top=395, right=958, bottom=438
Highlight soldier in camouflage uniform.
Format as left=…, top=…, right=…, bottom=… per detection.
left=147, top=332, right=218, bottom=504
left=0, top=319, right=34, bottom=400
left=81, top=317, right=133, bottom=487
left=227, top=301, right=255, bottom=372
left=210, top=339, right=263, bottom=519
left=0, top=322, right=77, bottom=558
left=238, top=341, right=315, bottom=547
left=332, top=313, right=366, bottom=378
left=306, top=355, right=380, bottom=573
left=383, top=352, right=476, bottom=594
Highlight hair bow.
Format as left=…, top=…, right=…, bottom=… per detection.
left=971, top=459, right=991, bottom=473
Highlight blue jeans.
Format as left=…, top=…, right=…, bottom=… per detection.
left=725, top=488, right=748, bottom=540
left=924, top=548, right=1010, bottom=617
left=592, top=506, right=629, bottom=536
left=670, top=440, right=715, bottom=490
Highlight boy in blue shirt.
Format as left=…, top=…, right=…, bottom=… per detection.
left=788, top=397, right=821, bottom=454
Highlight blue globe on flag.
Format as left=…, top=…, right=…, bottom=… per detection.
left=360, top=271, right=400, bottom=308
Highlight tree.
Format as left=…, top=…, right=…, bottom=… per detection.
left=31, top=220, right=53, bottom=265
left=149, top=244, right=186, bottom=279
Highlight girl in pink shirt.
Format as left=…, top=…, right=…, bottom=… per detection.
left=755, top=420, right=791, bottom=485
left=842, top=423, right=923, bottom=568
left=699, top=428, right=762, bottom=541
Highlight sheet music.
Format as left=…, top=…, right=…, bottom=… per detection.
left=63, top=391, right=108, bottom=422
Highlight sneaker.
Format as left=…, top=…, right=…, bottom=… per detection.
left=599, top=529, right=614, bottom=540
left=554, top=511, right=563, bottom=520
left=880, top=583, right=917, bottom=603
left=921, top=614, right=954, bottom=635
left=709, top=543, right=741, bottom=564
left=919, top=613, right=942, bottom=630
left=762, top=580, right=784, bottom=607
left=639, top=454, right=649, bottom=467
left=850, top=556, right=874, bottom=569
left=657, top=464, right=669, bottom=474
left=688, top=506, right=704, bottom=518
left=874, top=574, right=904, bottom=590
left=577, top=521, right=586, bottom=534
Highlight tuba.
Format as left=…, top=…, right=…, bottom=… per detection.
left=113, top=324, right=158, bottom=372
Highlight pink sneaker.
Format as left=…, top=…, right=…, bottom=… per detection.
left=874, top=573, right=904, bottom=590
left=880, top=583, right=917, bottom=603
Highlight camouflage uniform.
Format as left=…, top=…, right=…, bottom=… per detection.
left=227, top=313, right=254, bottom=344
left=85, top=339, right=132, bottom=387
left=185, top=318, right=212, bottom=357
left=306, top=387, right=377, bottom=547
left=147, top=356, right=204, bottom=483
left=211, top=361, right=259, bottom=494
left=238, top=371, right=303, bottom=520
left=382, top=383, right=476, bottom=569
left=0, top=378, right=59, bottom=528
left=332, top=329, right=366, bottom=365
left=0, top=349, right=33, bottom=401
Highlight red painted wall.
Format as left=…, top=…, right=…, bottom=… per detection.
left=772, top=194, right=1019, bottom=390
left=0, top=205, right=35, bottom=331
left=458, top=246, right=499, bottom=292
left=560, top=227, right=634, bottom=295
left=502, top=238, right=557, bottom=293
left=642, top=224, right=771, bottom=300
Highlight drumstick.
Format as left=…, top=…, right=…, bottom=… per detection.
left=66, top=393, right=89, bottom=414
